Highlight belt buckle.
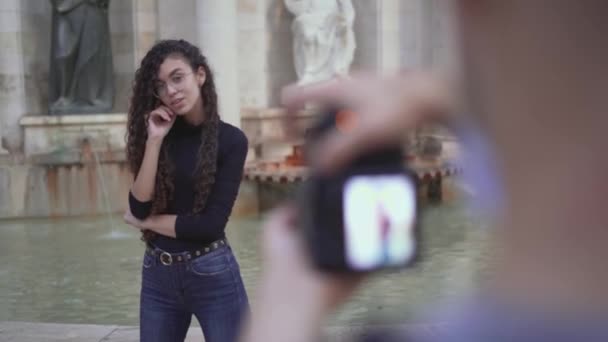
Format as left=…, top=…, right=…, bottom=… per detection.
left=160, top=252, right=173, bottom=266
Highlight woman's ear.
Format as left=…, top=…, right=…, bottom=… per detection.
left=197, top=67, right=206, bottom=87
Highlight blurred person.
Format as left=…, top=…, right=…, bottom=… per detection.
left=241, top=1, right=608, bottom=341
left=123, top=39, right=249, bottom=342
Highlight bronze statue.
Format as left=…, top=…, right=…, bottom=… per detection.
left=49, top=0, right=114, bottom=115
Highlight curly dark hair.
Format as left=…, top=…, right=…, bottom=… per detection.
left=126, top=39, right=220, bottom=240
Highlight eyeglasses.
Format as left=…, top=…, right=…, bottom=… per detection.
left=152, top=72, right=193, bottom=98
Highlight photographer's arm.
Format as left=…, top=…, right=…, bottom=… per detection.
left=241, top=73, right=455, bottom=342
left=281, top=72, right=455, bottom=174
left=240, top=207, right=361, bottom=342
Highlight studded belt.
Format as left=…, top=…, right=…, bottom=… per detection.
left=146, top=238, right=228, bottom=266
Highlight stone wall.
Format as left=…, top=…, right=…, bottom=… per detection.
left=241, top=107, right=317, bottom=160
left=18, top=1, right=51, bottom=119
left=0, top=107, right=293, bottom=219
left=236, top=0, right=297, bottom=109
left=238, top=0, right=269, bottom=108
left=20, top=114, right=128, bottom=157
left=0, top=0, right=27, bottom=153
left=0, top=0, right=158, bottom=156
left=351, top=0, right=406, bottom=72
left=17, top=0, right=135, bottom=116
left=0, top=0, right=458, bottom=219
left=0, top=161, right=259, bottom=219
left=238, top=0, right=447, bottom=108
left=351, top=0, right=452, bottom=72
left=350, top=0, right=379, bottom=69
left=108, top=1, right=137, bottom=113
left=133, top=0, right=158, bottom=64
left=2, top=0, right=453, bottom=150
left=264, top=0, right=297, bottom=107
left=0, top=162, right=130, bottom=218
left=156, top=0, right=196, bottom=43
left=400, top=0, right=453, bottom=68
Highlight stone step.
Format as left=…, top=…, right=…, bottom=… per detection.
left=0, top=321, right=437, bottom=342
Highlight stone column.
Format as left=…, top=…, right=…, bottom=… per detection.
left=351, top=0, right=402, bottom=72
left=352, top=0, right=449, bottom=71
left=195, top=0, right=240, bottom=127
left=0, top=0, right=26, bottom=155
left=0, top=120, right=6, bottom=155
left=426, top=0, right=457, bottom=69
left=238, top=0, right=269, bottom=108
left=398, top=0, right=424, bottom=67
left=376, top=0, right=402, bottom=73
left=132, top=0, right=159, bottom=65
left=400, top=0, right=455, bottom=68
left=157, top=0, right=197, bottom=43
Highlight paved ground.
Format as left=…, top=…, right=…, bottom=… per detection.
left=0, top=321, right=196, bottom=342
left=0, top=321, right=392, bottom=341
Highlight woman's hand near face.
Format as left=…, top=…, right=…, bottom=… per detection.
left=147, top=106, right=176, bottom=142
left=131, top=106, right=174, bottom=207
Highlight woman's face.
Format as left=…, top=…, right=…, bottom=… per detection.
left=153, top=55, right=206, bottom=115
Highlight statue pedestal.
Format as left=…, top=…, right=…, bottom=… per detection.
left=20, top=114, right=127, bottom=160
left=241, top=107, right=317, bottom=162
left=0, top=147, right=10, bottom=165
left=0, top=114, right=131, bottom=219
left=3, top=110, right=322, bottom=219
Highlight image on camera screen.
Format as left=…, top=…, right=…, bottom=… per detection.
left=343, top=175, right=416, bottom=270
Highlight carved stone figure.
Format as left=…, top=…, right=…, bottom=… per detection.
left=49, top=0, right=114, bottom=115
left=285, top=0, right=356, bottom=85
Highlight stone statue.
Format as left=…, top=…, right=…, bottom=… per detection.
left=49, top=0, right=114, bottom=115
left=285, top=0, right=356, bottom=85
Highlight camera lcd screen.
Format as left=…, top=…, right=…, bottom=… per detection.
left=342, top=174, right=416, bottom=271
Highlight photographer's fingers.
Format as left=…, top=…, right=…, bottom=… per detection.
left=282, top=79, right=347, bottom=109
left=261, top=205, right=303, bottom=260
left=261, top=204, right=364, bottom=310
left=281, top=77, right=365, bottom=138
left=313, top=122, right=400, bottom=173
left=293, top=73, right=454, bottom=173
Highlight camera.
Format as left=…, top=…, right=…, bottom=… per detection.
left=298, top=108, right=419, bottom=273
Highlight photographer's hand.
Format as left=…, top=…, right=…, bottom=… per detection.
left=240, top=206, right=362, bottom=342
left=241, top=71, right=457, bottom=342
left=281, top=72, right=455, bottom=174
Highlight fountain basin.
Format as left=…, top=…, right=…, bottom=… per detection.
left=1, top=111, right=462, bottom=219
left=244, top=157, right=463, bottom=212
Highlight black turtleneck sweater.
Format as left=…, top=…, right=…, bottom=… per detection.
left=128, top=117, right=248, bottom=252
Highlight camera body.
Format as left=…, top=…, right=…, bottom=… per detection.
left=299, top=108, right=419, bottom=273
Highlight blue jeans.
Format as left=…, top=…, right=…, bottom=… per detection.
left=140, top=244, right=250, bottom=342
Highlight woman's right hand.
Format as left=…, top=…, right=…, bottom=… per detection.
left=147, top=106, right=176, bottom=142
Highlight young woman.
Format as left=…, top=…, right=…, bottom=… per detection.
left=124, top=39, right=249, bottom=342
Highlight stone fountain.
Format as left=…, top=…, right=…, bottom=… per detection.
left=6, top=114, right=132, bottom=218
left=240, top=108, right=463, bottom=212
